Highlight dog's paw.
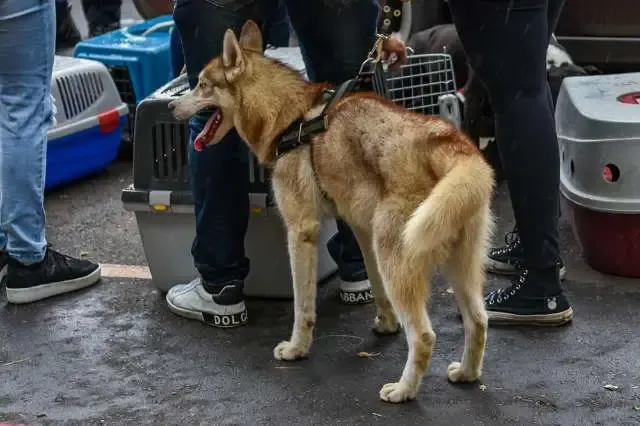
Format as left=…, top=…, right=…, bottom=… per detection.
left=373, top=315, right=400, bottom=335
left=273, top=340, right=308, bottom=361
left=447, top=361, right=481, bottom=383
left=379, top=381, right=417, bottom=403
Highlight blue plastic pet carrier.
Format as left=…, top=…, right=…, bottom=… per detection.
left=72, top=15, right=175, bottom=144
left=47, top=55, right=128, bottom=190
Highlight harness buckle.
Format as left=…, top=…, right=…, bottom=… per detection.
left=297, top=121, right=304, bottom=143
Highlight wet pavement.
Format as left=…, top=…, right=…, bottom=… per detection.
left=2, top=164, right=640, bottom=426
left=2, top=1, right=640, bottom=425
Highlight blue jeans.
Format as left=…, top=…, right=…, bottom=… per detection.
left=172, top=0, right=378, bottom=287
left=0, top=0, right=55, bottom=265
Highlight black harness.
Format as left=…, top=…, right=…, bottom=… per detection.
left=274, top=57, right=389, bottom=157
left=272, top=17, right=396, bottom=199
left=275, top=78, right=364, bottom=159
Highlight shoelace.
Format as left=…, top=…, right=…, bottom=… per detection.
left=486, top=268, right=528, bottom=305
left=491, top=227, right=521, bottom=256
left=45, top=244, right=76, bottom=268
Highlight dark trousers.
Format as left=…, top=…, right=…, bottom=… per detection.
left=168, top=0, right=290, bottom=78
left=172, top=0, right=376, bottom=287
left=448, top=0, right=566, bottom=276
left=81, top=0, right=121, bottom=31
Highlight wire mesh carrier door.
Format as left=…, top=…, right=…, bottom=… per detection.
left=358, top=52, right=462, bottom=128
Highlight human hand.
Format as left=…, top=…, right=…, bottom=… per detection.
left=380, top=35, right=408, bottom=71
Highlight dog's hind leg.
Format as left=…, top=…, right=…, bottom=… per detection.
left=350, top=227, right=400, bottom=335
left=442, top=209, right=492, bottom=383
left=373, top=198, right=436, bottom=403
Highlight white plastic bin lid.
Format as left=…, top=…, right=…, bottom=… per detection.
left=556, top=73, right=640, bottom=141
left=557, top=73, right=640, bottom=213
left=49, top=55, right=128, bottom=141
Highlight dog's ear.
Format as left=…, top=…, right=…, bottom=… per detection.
left=239, top=20, right=263, bottom=53
left=222, top=29, right=245, bottom=81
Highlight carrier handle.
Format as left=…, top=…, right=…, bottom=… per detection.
left=139, top=20, right=175, bottom=37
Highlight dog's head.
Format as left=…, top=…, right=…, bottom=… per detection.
left=168, top=20, right=266, bottom=151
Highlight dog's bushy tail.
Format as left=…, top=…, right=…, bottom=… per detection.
left=402, top=155, right=494, bottom=260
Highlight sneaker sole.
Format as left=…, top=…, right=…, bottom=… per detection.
left=6, top=265, right=102, bottom=304
left=166, top=295, right=248, bottom=328
left=487, top=307, right=574, bottom=326
left=487, top=259, right=567, bottom=280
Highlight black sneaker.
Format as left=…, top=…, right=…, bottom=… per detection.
left=487, top=228, right=567, bottom=280
left=166, top=278, right=248, bottom=328
left=485, top=268, right=574, bottom=326
left=5, top=248, right=101, bottom=304
left=0, top=251, right=7, bottom=285
left=55, top=2, right=82, bottom=51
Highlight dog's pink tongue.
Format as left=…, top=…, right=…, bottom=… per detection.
left=194, top=112, right=219, bottom=152
left=194, top=136, right=206, bottom=152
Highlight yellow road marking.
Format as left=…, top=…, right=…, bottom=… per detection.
left=100, top=263, right=151, bottom=279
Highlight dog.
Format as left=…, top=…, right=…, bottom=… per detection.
left=169, top=20, right=495, bottom=403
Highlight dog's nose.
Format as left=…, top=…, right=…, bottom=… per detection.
left=168, top=100, right=176, bottom=110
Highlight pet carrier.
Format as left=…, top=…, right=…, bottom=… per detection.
left=359, top=52, right=461, bottom=127
left=557, top=72, right=640, bottom=277
left=72, top=15, right=175, bottom=145
left=121, top=48, right=461, bottom=298
left=47, top=55, right=128, bottom=190
left=121, top=47, right=338, bottom=298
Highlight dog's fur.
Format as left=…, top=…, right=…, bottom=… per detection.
left=169, top=21, right=495, bottom=403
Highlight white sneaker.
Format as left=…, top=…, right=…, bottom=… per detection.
left=166, top=278, right=247, bottom=328
left=339, top=279, right=373, bottom=305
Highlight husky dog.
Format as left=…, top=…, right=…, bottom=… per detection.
left=170, top=20, right=495, bottom=403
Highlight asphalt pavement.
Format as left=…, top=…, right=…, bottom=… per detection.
left=1, top=1, right=640, bottom=425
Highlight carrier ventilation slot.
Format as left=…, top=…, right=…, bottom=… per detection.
left=108, top=66, right=137, bottom=141
left=55, top=72, right=104, bottom=120
left=151, top=122, right=189, bottom=183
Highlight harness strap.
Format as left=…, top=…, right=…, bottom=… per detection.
left=275, top=78, right=361, bottom=158
left=273, top=78, right=365, bottom=202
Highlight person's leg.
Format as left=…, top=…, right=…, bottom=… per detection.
left=165, top=0, right=276, bottom=327
left=469, top=0, right=568, bottom=280
left=169, top=26, right=184, bottom=78
left=448, top=0, right=572, bottom=325
left=265, top=0, right=290, bottom=47
left=55, top=0, right=82, bottom=51
left=81, top=0, right=122, bottom=37
left=284, top=0, right=378, bottom=304
left=167, top=1, right=286, bottom=80
left=0, top=0, right=100, bottom=304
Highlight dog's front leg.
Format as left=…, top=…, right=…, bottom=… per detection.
left=273, top=218, right=321, bottom=361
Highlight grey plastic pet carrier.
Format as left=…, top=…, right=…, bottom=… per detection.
left=121, top=47, right=461, bottom=298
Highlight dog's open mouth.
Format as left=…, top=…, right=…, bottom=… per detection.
left=194, top=109, right=223, bottom=151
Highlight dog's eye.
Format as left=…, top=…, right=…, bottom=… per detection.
left=199, top=81, right=208, bottom=89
